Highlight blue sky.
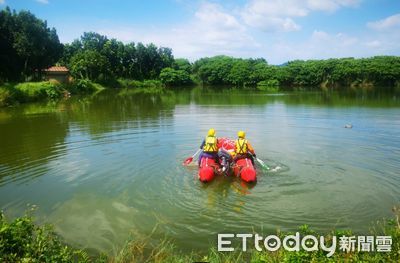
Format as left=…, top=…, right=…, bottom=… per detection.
left=1, top=0, right=400, bottom=64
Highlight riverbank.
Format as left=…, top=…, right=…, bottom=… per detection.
left=0, top=80, right=105, bottom=107
left=1, top=207, right=399, bottom=262
left=2, top=78, right=399, bottom=108
left=0, top=79, right=170, bottom=108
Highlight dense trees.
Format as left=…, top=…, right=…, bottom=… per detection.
left=0, top=7, right=62, bottom=81
left=192, top=56, right=400, bottom=89
left=61, top=32, right=175, bottom=82
left=159, top=67, right=192, bottom=86
left=1, top=7, right=399, bottom=89
left=69, top=50, right=109, bottom=80
left=0, top=8, right=175, bottom=84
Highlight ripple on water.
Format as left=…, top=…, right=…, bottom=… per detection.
left=1, top=91, right=399, bottom=254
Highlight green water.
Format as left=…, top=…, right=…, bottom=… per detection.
left=0, top=88, right=399, bottom=255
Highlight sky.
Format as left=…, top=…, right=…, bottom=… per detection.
left=1, top=0, right=400, bottom=64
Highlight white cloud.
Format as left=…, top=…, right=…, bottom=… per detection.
left=98, top=2, right=259, bottom=60
left=365, top=40, right=381, bottom=48
left=195, top=2, right=244, bottom=31
left=243, top=15, right=301, bottom=32
left=242, top=0, right=361, bottom=32
left=261, top=30, right=362, bottom=63
left=307, top=0, right=360, bottom=12
left=244, top=0, right=309, bottom=17
left=57, top=0, right=398, bottom=64
left=36, top=0, right=49, bottom=4
left=367, top=13, right=400, bottom=31
left=262, top=26, right=400, bottom=64
left=242, top=0, right=305, bottom=31
left=0, top=0, right=5, bottom=5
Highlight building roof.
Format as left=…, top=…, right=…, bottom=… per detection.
left=45, top=66, right=69, bottom=73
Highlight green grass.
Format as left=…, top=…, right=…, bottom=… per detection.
left=15, top=81, right=64, bottom=101
left=1, top=206, right=399, bottom=262
left=0, top=80, right=104, bottom=107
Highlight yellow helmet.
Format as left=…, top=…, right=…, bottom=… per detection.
left=208, top=128, right=216, bottom=136
left=237, top=130, right=245, bottom=138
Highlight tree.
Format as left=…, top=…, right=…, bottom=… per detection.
left=0, top=7, right=19, bottom=81
left=227, top=59, right=251, bottom=87
left=80, top=32, right=107, bottom=52
left=173, top=58, right=192, bottom=73
left=159, top=67, right=193, bottom=86
left=70, top=50, right=110, bottom=81
left=0, top=8, right=62, bottom=81
left=101, top=38, right=125, bottom=76
left=59, top=39, right=82, bottom=66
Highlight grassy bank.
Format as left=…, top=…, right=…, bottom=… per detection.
left=0, top=79, right=168, bottom=107
left=1, top=207, right=399, bottom=262
left=0, top=80, right=104, bottom=107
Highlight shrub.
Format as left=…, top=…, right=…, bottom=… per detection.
left=0, top=87, right=11, bottom=107
left=142, top=79, right=163, bottom=88
left=14, top=81, right=64, bottom=101
left=159, top=67, right=193, bottom=86
left=0, top=209, right=91, bottom=263
left=68, top=79, right=104, bottom=94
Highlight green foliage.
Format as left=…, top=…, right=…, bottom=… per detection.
left=3, top=7, right=399, bottom=91
left=0, top=7, right=62, bottom=82
left=68, top=79, right=103, bottom=94
left=142, top=79, right=164, bottom=88
left=257, top=80, right=280, bottom=91
left=61, top=32, right=175, bottom=82
left=173, top=58, right=192, bottom=73
left=159, top=67, right=193, bottom=86
left=0, top=207, right=399, bottom=262
left=0, top=83, right=23, bottom=106
left=0, top=86, right=11, bottom=107
left=0, top=80, right=105, bottom=107
left=192, top=55, right=400, bottom=89
left=0, top=209, right=91, bottom=263
left=70, top=50, right=110, bottom=82
left=193, top=56, right=271, bottom=87
left=193, top=55, right=234, bottom=85
left=117, top=78, right=164, bottom=89
left=116, top=79, right=165, bottom=95
left=14, top=81, right=64, bottom=101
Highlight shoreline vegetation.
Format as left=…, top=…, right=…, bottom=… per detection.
left=1, top=207, right=399, bottom=262
left=0, top=79, right=167, bottom=107
left=1, top=7, right=400, bottom=107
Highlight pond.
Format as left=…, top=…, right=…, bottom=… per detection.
left=0, top=87, right=399, bottom=255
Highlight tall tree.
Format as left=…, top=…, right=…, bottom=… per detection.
left=70, top=50, right=109, bottom=81
left=0, top=8, right=62, bottom=81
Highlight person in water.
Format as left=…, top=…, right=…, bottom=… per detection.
left=198, top=128, right=219, bottom=165
left=234, top=130, right=256, bottom=164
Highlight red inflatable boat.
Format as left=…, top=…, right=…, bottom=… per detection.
left=198, top=137, right=257, bottom=183
left=233, top=157, right=257, bottom=183
left=198, top=157, right=219, bottom=182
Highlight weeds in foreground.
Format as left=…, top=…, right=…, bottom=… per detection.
left=1, top=206, right=399, bottom=262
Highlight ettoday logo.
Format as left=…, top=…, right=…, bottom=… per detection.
left=217, top=233, right=392, bottom=257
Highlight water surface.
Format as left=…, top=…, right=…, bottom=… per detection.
left=0, top=88, right=399, bottom=254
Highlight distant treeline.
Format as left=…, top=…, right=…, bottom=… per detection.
left=193, top=55, right=400, bottom=89
left=1, top=7, right=399, bottom=89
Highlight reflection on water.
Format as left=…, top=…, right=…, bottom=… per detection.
left=0, top=87, right=399, bottom=253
